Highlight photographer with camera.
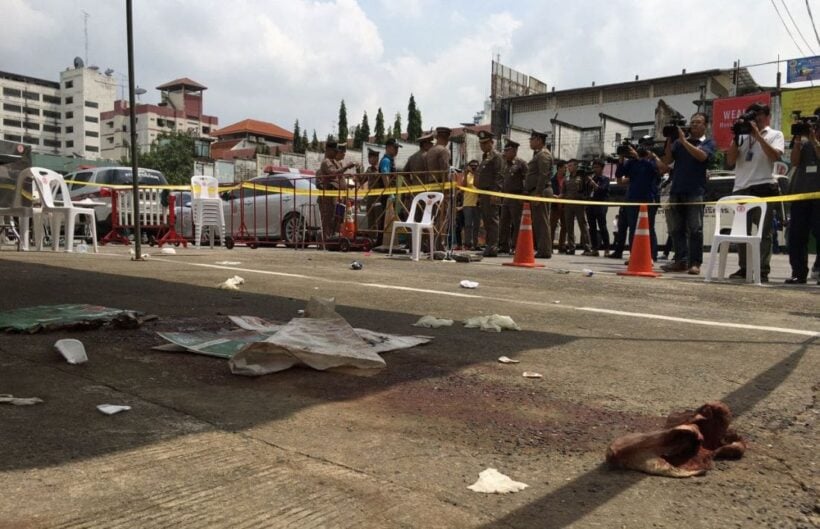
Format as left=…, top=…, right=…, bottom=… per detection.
left=784, top=107, right=820, bottom=284
left=661, top=113, right=715, bottom=275
left=616, top=136, right=667, bottom=263
left=726, top=103, right=785, bottom=282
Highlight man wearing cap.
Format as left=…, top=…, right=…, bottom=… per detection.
left=362, top=148, right=387, bottom=245
left=525, top=129, right=554, bottom=258
left=404, top=132, right=434, bottom=185
left=426, top=127, right=452, bottom=248
left=550, top=159, right=568, bottom=253
left=586, top=159, right=611, bottom=255
left=562, top=159, right=595, bottom=256
left=316, top=140, right=355, bottom=239
left=499, top=139, right=527, bottom=254
left=476, top=130, right=504, bottom=257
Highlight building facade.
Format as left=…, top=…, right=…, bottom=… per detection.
left=0, top=71, right=63, bottom=154
left=58, top=63, right=117, bottom=158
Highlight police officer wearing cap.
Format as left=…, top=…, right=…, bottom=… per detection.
left=525, top=129, right=554, bottom=257
left=499, top=139, right=527, bottom=254
left=476, top=130, right=504, bottom=256
left=427, top=127, right=452, bottom=248
left=317, top=140, right=351, bottom=239
left=404, top=131, right=434, bottom=185
left=362, top=148, right=387, bottom=245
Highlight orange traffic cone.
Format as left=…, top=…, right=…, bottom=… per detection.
left=503, top=202, right=544, bottom=268
left=340, top=199, right=356, bottom=239
left=618, top=204, right=660, bottom=278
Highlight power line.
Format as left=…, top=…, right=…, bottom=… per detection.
left=771, top=0, right=807, bottom=55
left=806, top=0, right=820, bottom=49
left=782, top=0, right=816, bottom=54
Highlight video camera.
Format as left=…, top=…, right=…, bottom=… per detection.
left=731, top=108, right=758, bottom=136
left=662, top=117, right=688, bottom=139
left=790, top=110, right=819, bottom=136
left=614, top=136, right=663, bottom=159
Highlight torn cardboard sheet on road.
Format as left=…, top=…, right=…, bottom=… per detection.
left=0, top=394, right=44, bottom=405
left=0, top=304, right=151, bottom=333
left=156, top=298, right=432, bottom=375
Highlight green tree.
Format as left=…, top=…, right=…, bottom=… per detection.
left=138, top=130, right=196, bottom=186
left=353, top=125, right=362, bottom=149
left=356, top=111, right=371, bottom=149
left=301, top=130, right=309, bottom=153
left=292, top=120, right=302, bottom=153
left=392, top=112, right=402, bottom=140
left=374, top=108, right=385, bottom=144
left=338, top=100, right=349, bottom=146
left=310, top=130, right=319, bottom=152
left=407, top=94, right=422, bottom=141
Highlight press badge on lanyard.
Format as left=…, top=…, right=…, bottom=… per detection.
left=807, top=165, right=818, bottom=173
left=745, top=150, right=754, bottom=162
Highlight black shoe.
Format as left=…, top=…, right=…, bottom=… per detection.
left=784, top=277, right=807, bottom=284
left=605, top=253, right=623, bottom=259
left=535, top=252, right=551, bottom=259
left=729, top=269, right=747, bottom=279
left=482, top=247, right=498, bottom=258
left=761, top=274, right=769, bottom=283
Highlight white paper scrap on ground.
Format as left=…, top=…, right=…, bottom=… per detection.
left=459, top=279, right=479, bottom=289
left=215, top=261, right=241, bottom=265
left=0, top=394, right=43, bottom=406
left=160, top=247, right=177, bottom=255
left=498, top=356, right=520, bottom=364
left=97, top=404, right=131, bottom=415
left=55, top=338, right=88, bottom=364
left=413, top=315, right=454, bottom=328
left=522, top=372, right=543, bottom=378
left=219, top=275, right=245, bottom=290
left=229, top=298, right=432, bottom=376
left=468, top=468, right=529, bottom=494
left=463, top=315, right=521, bottom=332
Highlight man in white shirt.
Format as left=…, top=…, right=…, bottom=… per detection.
left=726, top=103, right=785, bottom=282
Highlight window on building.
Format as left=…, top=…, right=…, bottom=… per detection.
left=64, top=80, right=74, bottom=89
left=107, top=137, right=114, bottom=143
left=107, top=121, right=114, bottom=127
left=86, top=145, right=99, bottom=152
left=4, top=134, right=22, bottom=142
left=43, top=110, right=60, bottom=119
left=85, top=100, right=99, bottom=109
left=22, top=91, right=39, bottom=100
left=43, top=124, right=60, bottom=134
left=121, top=125, right=127, bottom=132
left=23, top=122, right=39, bottom=130
left=85, top=131, right=99, bottom=138
left=43, top=139, right=60, bottom=148
left=157, top=119, right=165, bottom=127
left=85, top=116, right=99, bottom=123
left=65, top=126, right=74, bottom=134
left=23, top=107, right=39, bottom=115
left=43, top=94, right=61, bottom=104
left=64, top=96, right=73, bottom=104
left=66, top=140, right=74, bottom=148
left=23, top=136, right=39, bottom=145
left=202, top=126, right=210, bottom=134
left=3, top=119, right=21, bottom=128
left=3, top=103, right=21, bottom=112
left=3, top=87, right=21, bottom=97
left=65, top=111, right=74, bottom=119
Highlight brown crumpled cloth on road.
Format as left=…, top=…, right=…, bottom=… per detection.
left=606, top=401, right=746, bottom=478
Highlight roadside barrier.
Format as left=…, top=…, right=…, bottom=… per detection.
left=503, top=202, right=543, bottom=269
left=618, top=204, right=660, bottom=278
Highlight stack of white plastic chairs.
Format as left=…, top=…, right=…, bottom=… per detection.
left=190, top=175, right=225, bottom=249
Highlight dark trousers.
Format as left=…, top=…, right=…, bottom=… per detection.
left=550, top=204, right=565, bottom=249
left=365, top=194, right=387, bottom=245
left=563, top=204, right=591, bottom=251
left=735, top=183, right=780, bottom=275
left=479, top=195, right=499, bottom=250
left=499, top=200, right=523, bottom=252
left=787, top=199, right=820, bottom=279
left=530, top=200, right=551, bottom=255
left=610, top=207, right=631, bottom=256
left=667, top=194, right=704, bottom=266
left=626, top=205, right=658, bottom=261
left=586, top=205, right=610, bottom=250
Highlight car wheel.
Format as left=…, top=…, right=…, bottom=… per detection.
left=282, top=213, right=304, bottom=245
left=224, top=237, right=235, bottom=250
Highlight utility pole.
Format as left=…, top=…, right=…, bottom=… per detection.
left=82, top=10, right=90, bottom=66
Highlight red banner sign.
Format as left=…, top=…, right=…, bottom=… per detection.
left=711, top=93, right=771, bottom=149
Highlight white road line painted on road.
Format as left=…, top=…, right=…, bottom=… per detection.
left=150, top=257, right=818, bottom=337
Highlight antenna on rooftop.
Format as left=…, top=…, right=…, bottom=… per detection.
left=82, top=10, right=90, bottom=66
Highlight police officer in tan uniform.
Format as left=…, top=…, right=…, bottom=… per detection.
left=476, top=130, right=504, bottom=257
left=426, top=127, right=452, bottom=248
left=499, top=139, right=527, bottom=254
left=404, top=132, right=433, bottom=186
left=316, top=140, right=356, bottom=239
left=361, top=148, right=387, bottom=244
left=525, top=129, right=553, bottom=258
left=562, top=159, right=595, bottom=255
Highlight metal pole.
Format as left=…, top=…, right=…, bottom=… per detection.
left=126, top=0, right=142, bottom=258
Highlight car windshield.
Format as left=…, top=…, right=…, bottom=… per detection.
left=111, top=169, right=168, bottom=186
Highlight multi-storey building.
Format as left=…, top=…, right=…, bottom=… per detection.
left=58, top=61, right=117, bottom=158
left=0, top=71, right=63, bottom=154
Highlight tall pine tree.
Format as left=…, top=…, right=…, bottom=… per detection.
left=310, top=130, right=319, bottom=152
left=374, top=108, right=385, bottom=144
left=301, top=130, right=309, bottom=153
left=392, top=112, right=402, bottom=140
left=292, top=120, right=302, bottom=153
left=353, top=125, right=362, bottom=149
left=407, top=94, right=422, bottom=142
left=359, top=111, right=370, bottom=147
left=338, top=100, right=349, bottom=146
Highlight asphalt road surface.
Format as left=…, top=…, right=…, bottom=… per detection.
left=0, top=245, right=817, bottom=529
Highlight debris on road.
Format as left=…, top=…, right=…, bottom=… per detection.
left=350, top=261, right=363, bottom=270
left=463, top=315, right=521, bottom=332
left=522, top=372, right=543, bottom=378
left=0, top=394, right=43, bottom=406
left=459, top=279, right=479, bottom=289
left=606, top=401, right=746, bottom=478
left=467, top=468, right=529, bottom=494
left=582, top=268, right=594, bottom=277
left=555, top=269, right=571, bottom=274
left=129, top=249, right=150, bottom=260
left=160, top=247, right=177, bottom=255
left=215, top=261, right=241, bottom=265
left=218, top=275, right=245, bottom=290
left=413, top=315, right=455, bottom=328
left=97, top=404, right=131, bottom=415
left=55, top=338, right=88, bottom=364
left=0, top=304, right=149, bottom=333
left=497, top=356, right=520, bottom=364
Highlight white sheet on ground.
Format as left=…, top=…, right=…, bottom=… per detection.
left=467, top=468, right=529, bottom=494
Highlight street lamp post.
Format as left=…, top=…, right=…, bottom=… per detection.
left=126, top=0, right=142, bottom=258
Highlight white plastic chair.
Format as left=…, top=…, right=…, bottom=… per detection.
left=704, top=195, right=767, bottom=285
left=190, top=175, right=226, bottom=248
left=29, top=167, right=97, bottom=253
left=388, top=192, right=444, bottom=261
left=0, top=167, right=43, bottom=251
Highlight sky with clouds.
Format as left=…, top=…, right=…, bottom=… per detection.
left=3, top=0, right=818, bottom=138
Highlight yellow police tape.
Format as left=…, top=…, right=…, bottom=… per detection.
left=59, top=178, right=820, bottom=207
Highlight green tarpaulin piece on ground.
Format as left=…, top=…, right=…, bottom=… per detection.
left=0, top=304, right=145, bottom=333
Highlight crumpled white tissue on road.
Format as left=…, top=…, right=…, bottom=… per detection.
left=463, top=315, right=521, bottom=332
left=467, top=468, right=529, bottom=494
left=219, top=275, right=245, bottom=290
left=413, top=315, right=454, bottom=328
left=497, top=356, right=520, bottom=364
left=0, top=394, right=43, bottom=406
left=459, top=279, right=479, bottom=289
left=55, top=338, right=88, bottom=364
left=97, top=404, right=131, bottom=415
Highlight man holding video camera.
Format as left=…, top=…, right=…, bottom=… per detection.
left=785, top=107, right=820, bottom=284
left=661, top=113, right=715, bottom=275
left=726, top=103, right=785, bottom=282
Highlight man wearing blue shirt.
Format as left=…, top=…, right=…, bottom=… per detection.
left=586, top=159, right=611, bottom=255
left=616, top=140, right=665, bottom=262
left=661, top=113, right=715, bottom=275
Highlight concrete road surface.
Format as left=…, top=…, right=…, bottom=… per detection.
left=0, top=246, right=817, bottom=529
